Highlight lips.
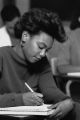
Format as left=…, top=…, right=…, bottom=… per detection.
left=34, top=57, right=41, bottom=61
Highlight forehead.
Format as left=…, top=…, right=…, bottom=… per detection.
left=37, top=32, right=54, bottom=48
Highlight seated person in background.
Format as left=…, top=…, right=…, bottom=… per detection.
left=0, top=8, right=75, bottom=120
left=0, top=4, right=20, bottom=47
left=57, top=8, right=80, bottom=74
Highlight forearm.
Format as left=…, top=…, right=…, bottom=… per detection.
left=0, top=93, right=24, bottom=107
left=39, top=71, right=69, bottom=103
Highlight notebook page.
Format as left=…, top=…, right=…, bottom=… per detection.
left=0, top=104, right=52, bottom=112
left=0, top=104, right=55, bottom=117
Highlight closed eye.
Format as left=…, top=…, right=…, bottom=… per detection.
left=39, top=46, right=45, bottom=49
left=38, top=42, right=47, bottom=50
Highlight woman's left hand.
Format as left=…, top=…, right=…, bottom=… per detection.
left=48, top=98, right=74, bottom=119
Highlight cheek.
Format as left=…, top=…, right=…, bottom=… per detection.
left=31, top=42, right=40, bottom=55
left=25, top=44, right=38, bottom=57
left=25, top=46, right=32, bottom=56
left=7, top=26, right=14, bottom=33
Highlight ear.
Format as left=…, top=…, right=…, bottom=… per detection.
left=21, top=31, right=30, bottom=46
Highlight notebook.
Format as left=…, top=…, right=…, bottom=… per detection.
left=0, top=104, right=55, bottom=117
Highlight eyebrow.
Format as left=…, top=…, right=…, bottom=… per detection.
left=39, top=42, right=47, bottom=48
left=39, top=42, right=52, bottom=50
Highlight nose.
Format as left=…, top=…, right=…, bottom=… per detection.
left=40, top=49, right=46, bottom=57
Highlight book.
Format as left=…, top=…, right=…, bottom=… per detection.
left=0, top=104, right=55, bottom=117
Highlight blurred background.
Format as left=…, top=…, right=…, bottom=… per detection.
left=31, top=0, right=80, bottom=20
left=0, top=0, right=80, bottom=20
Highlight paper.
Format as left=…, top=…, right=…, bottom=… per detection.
left=0, top=104, right=55, bottom=117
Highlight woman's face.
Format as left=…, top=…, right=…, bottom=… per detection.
left=22, top=32, right=53, bottom=63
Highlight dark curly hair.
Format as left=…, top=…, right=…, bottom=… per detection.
left=1, top=4, right=20, bottom=22
left=14, top=8, right=67, bottom=43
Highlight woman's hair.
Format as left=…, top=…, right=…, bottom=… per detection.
left=14, top=8, right=67, bottom=43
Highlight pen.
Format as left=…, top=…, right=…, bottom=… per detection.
left=25, top=82, right=34, bottom=92
left=25, top=82, right=44, bottom=104
left=25, top=82, right=40, bottom=101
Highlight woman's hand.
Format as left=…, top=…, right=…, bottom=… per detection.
left=48, top=98, right=74, bottom=119
left=22, top=92, right=44, bottom=106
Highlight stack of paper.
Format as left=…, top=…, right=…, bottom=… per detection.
left=0, top=104, right=55, bottom=117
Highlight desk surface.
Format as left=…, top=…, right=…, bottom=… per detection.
left=54, top=73, right=80, bottom=80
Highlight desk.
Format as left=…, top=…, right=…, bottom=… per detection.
left=54, top=73, right=80, bottom=80
left=54, top=73, right=80, bottom=97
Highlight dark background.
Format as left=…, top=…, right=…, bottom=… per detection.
left=31, top=0, right=80, bottom=20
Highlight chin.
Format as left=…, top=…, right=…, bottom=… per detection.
left=30, top=59, right=39, bottom=63
left=27, top=57, right=39, bottom=63
left=27, top=59, right=35, bottom=63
